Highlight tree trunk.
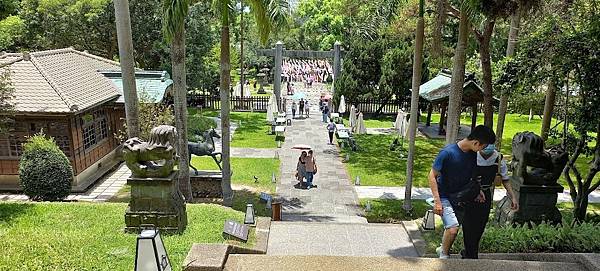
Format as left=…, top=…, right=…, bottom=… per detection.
left=220, top=23, right=234, bottom=207
left=446, top=9, right=469, bottom=144
left=172, top=25, right=192, bottom=201
left=404, top=0, right=425, bottom=212
left=496, top=11, right=521, bottom=149
left=479, top=19, right=495, bottom=129
left=541, top=80, right=557, bottom=140
left=113, top=0, right=139, bottom=138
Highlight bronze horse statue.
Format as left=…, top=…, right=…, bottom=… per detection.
left=188, top=128, right=222, bottom=174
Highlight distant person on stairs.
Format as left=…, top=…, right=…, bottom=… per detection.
left=292, top=101, right=297, bottom=119
left=299, top=99, right=305, bottom=118
left=305, top=100, right=310, bottom=118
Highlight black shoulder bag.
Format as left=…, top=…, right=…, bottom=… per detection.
left=448, top=176, right=481, bottom=207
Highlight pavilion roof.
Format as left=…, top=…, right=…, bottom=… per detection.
left=419, top=71, right=492, bottom=106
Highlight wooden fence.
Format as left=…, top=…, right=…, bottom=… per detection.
left=187, top=95, right=282, bottom=112
left=343, top=98, right=411, bottom=114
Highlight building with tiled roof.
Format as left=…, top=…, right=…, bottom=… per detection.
left=0, top=48, right=172, bottom=192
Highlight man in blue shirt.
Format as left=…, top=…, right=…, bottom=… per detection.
left=429, top=125, right=496, bottom=259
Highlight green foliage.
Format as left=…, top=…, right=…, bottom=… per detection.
left=0, top=69, right=15, bottom=134
left=115, top=93, right=175, bottom=142
left=452, top=221, right=600, bottom=253
left=295, top=0, right=346, bottom=50
left=379, top=43, right=415, bottom=102
left=0, top=15, right=25, bottom=50
left=188, top=114, right=216, bottom=140
left=335, top=38, right=384, bottom=101
left=18, top=134, right=73, bottom=201
left=0, top=202, right=253, bottom=270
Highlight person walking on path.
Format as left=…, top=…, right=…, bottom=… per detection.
left=299, top=99, right=305, bottom=118
left=304, top=150, right=317, bottom=189
left=462, top=144, right=518, bottom=259
left=305, top=100, right=310, bottom=118
left=322, top=105, right=330, bottom=123
left=292, top=101, right=297, bottom=119
left=295, top=151, right=307, bottom=188
left=327, top=121, right=336, bottom=145
left=429, top=125, right=496, bottom=259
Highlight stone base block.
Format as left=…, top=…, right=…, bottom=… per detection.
left=190, top=171, right=223, bottom=198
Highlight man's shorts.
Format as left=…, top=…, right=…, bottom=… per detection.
left=440, top=198, right=460, bottom=229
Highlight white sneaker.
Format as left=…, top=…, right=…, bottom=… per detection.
left=436, top=246, right=449, bottom=259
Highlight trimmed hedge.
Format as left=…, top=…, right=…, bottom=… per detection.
left=19, top=134, right=72, bottom=201
left=453, top=221, right=600, bottom=253
left=188, top=114, right=217, bottom=139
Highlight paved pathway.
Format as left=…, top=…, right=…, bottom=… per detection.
left=0, top=163, right=130, bottom=202
left=355, top=185, right=600, bottom=203
left=268, top=83, right=418, bottom=257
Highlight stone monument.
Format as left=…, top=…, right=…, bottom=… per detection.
left=495, top=131, right=568, bottom=225
left=122, top=125, right=187, bottom=233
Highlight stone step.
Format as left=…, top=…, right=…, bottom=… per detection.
left=223, top=255, right=588, bottom=271
left=267, top=222, right=416, bottom=257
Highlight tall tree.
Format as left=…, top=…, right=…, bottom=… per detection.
left=214, top=0, right=288, bottom=206
left=162, top=0, right=192, bottom=200
left=445, top=7, right=470, bottom=144
left=496, top=0, right=541, bottom=149
left=114, top=0, right=140, bottom=138
left=540, top=80, right=556, bottom=140
left=404, top=0, right=425, bottom=212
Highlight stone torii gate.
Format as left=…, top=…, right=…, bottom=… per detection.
left=257, top=41, right=343, bottom=105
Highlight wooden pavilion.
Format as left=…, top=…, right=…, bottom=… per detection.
left=419, top=70, right=489, bottom=135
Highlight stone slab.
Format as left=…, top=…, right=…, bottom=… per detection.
left=183, top=244, right=230, bottom=271
left=224, top=255, right=586, bottom=271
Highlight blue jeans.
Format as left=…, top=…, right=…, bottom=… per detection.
left=322, top=113, right=327, bottom=122
left=305, top=172, right=314, bottom=187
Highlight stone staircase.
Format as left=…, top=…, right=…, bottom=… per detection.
left=222, top=255, right=590, bottom=271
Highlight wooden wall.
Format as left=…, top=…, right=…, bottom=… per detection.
left=0, top=104, right=125, bottom=177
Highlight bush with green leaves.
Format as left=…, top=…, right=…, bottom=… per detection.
left=19, top=134, right=73, bottom=201
left=452, top=221, right=600, bottom=253
left=188, top=114, right=216, bottom=141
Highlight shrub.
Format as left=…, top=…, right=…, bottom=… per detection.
left=451, top=220, right=600, bottom=253
left=19, top=134, right=73, bottom=201
left=188, top=114, right=216, bottom=139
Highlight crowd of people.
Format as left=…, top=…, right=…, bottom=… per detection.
left=283, top=58, right=333, bottom=86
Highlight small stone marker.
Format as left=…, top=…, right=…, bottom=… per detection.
left=223, top=220, right=249, bottom=241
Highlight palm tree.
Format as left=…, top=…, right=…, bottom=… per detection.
left=404, top=0, right=425, bottom=212
left=213, top=0, right=288, bottom=206
left=113, top=0, right=140, bottom=138
left=162, top=0, right=192, bottom=200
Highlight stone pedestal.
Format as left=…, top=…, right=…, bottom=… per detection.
left=125, top=171, right=187, bottom=233
left=495, top=177, right=563, bottom=225
left=190, top=170, right=223, bottom=198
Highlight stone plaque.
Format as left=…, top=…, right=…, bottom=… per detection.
left=223, top=220, right=249, bottom=241
left=259, top=192, right=272, bottom=202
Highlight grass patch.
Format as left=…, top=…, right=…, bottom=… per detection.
left=359, top=199, right=430, bottom=223
left=190, top=157, right=279, bottom=192
left=189, top=109, right=276, bottom=149
left=341, top=134, right=445, bottom=187
left=0, top=202, right=253, bottom=270
left=342, top=114, right=396, bottom=128
left=341, top=113, right=595, bottom=188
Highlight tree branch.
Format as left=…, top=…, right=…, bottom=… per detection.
left=447, top=5, right=460, bottom=19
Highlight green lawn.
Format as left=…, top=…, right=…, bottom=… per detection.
left=0, top=202, right=253, bottom=270
left=342, top=114, right=396, bottom=128
left=340, top=134, right=445, bottom=187
left=189, top=109, right=276, bottom=149
left=190, top=157, right=279, bottom=192
left=341, top=113, right=595, bottom=188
